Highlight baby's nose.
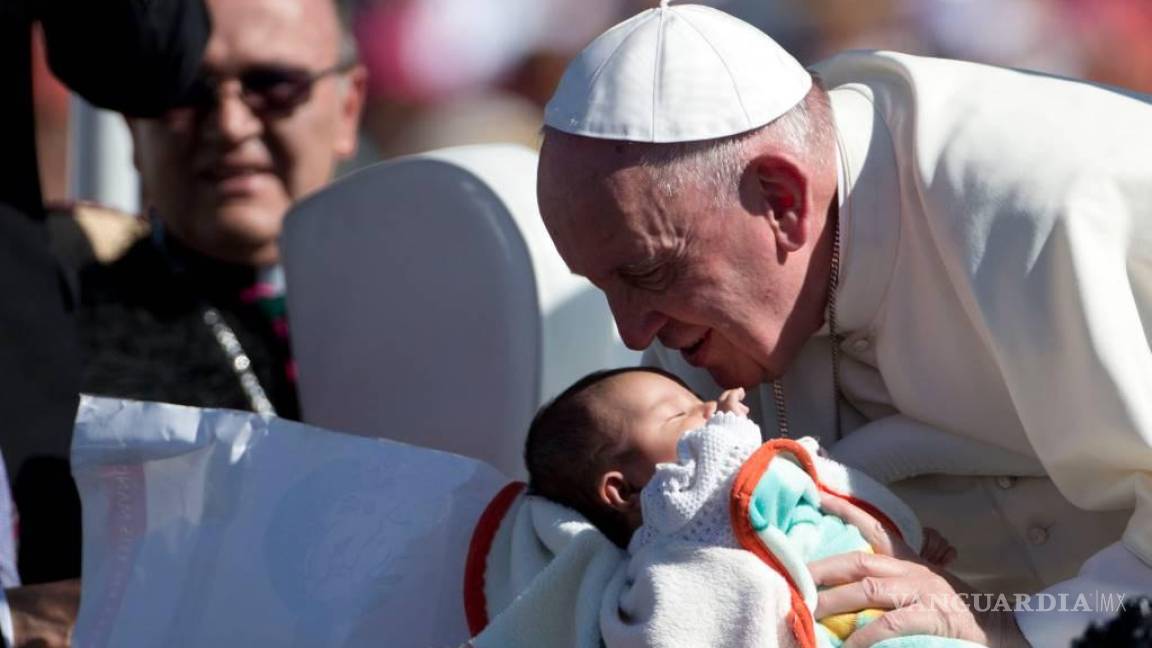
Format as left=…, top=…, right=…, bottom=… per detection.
left=703, top=401, right=718, bottom=418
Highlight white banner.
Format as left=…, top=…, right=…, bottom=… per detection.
left=72, top=396, right=510, bottom=648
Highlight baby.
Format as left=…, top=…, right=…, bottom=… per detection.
left=525, top=366, right=750, bottom=548
left=524, top=367, right=961, bottom=647
left=525, top=366, right=952, bottom=559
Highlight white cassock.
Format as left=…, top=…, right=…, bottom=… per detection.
left=646, top=50, right=1152, bottom=646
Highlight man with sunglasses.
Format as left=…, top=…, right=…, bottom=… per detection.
left=77, top=0, right=366, bottom=422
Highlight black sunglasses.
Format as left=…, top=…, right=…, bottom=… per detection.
left=180, top=61, right=355, bottom=115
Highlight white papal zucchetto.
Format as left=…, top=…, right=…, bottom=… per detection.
left=544, top=1, right=812, bottom=143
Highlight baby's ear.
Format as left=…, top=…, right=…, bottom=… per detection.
left=599, top=471, right=640, bottom=514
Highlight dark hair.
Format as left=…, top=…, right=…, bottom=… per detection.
left=523, top=366, right=694, bottom=548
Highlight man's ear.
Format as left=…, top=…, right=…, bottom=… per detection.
left=598, top=471, right=640, bottom=514
left=752, top=155, right=809, bottom=253
left=334, top=65, right=367, bottom=160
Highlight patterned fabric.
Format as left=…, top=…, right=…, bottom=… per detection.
left=78, top=236, right=300, bottom=419
left=238, top=267, right=297, bottom=386
left=630, top=412, right=761, bottom=554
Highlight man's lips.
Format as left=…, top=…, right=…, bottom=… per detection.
left=200, top=165, right=273, bottom=180
left=680, top=330, right=711, bottom=366
left=199, top=166, right=274, bottom=196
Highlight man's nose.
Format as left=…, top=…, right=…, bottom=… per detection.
left=606, top=291, right=666, bottom=350
left=208, top=82, right=263, bottom=143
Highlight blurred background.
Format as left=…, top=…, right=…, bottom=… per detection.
left=33, top=0, right=1152, bottom=214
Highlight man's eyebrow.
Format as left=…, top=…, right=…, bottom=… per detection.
left=615, top=255, right=665, bottom=275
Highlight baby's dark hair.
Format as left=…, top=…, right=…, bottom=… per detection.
left=524, top=366, right=694, bottom=548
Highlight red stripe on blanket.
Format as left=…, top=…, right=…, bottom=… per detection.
left=463, top=481, right=526, bottom=637
left=730, top=439, right=819, bottom=648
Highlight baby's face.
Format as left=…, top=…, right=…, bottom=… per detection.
left=596, top=372, right=718, bottom=485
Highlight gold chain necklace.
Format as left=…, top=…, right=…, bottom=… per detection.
left=771, top=215, right=842, bottom=439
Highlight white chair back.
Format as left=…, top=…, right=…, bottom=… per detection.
left=282, top=145, right=638, bottom=478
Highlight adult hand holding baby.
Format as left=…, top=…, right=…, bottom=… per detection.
left=811, top=497, right=1028, bottom=647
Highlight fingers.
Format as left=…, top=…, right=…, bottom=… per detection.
left=842, top=609, right=952, bottom=648
left=810, top=550, right=989, bottom=646
left=919, top=528, right=958, bottom=566
left=809, top=551, right=911, bottom=588
left=8, top=578, right=81, bottom=648
left=928, top=546, right=958, bottom=567
left=718, top=387, right=744, bottom=407
left=817, top=574, right=925, bottom=618
left=819, top=495, right=919, bottom=562
left=720, top=387, right=745, bottom=400
left=717, top=387, right=749, bottom=416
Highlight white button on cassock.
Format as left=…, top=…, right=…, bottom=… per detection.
left=996, top=476, right=1016, bottom=489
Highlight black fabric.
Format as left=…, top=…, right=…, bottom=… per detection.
left=78, top=236, right=301, bottom=420
left=13, top=457, right=80, bottom=583
left=0, top=0, right=41, bottom=219
left=31, top=233, right=304, bottom=580
left=0, top=0, right=209, bottom=582
left=37, top=0, right=212, bottom=118
left=0, top=2, right=77, bottom=478
left=45, top=209, right=97, bottom=304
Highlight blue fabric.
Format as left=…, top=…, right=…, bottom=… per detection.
left=748, top=459, right=871, bottom=562
left=747, top=457, right=982, bottom=648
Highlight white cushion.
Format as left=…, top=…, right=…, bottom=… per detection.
left=282, top=144, right=638, bottom=479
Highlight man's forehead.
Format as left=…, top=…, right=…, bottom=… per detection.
left=540, top=145, right=686, bottom=278
left=546, top=198, right=679, bottom=282
left=204, top=0, right=340, bottom=69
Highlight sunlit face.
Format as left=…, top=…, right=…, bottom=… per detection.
left=130, top=0, right=365, bottom=266
left=539, top=137, right=818, bottom=389
left=591, top=371, right=718, bottom=486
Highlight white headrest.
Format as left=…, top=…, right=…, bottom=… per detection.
left=282, top=145, right=638, bottom=479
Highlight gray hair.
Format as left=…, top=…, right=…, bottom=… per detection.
left=634, top=80, right=832, bottom=209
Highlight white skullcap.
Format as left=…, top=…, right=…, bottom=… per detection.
left=544, top=1, right=812, bottom=143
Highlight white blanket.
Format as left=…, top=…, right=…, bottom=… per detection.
left=600, top=414, right=923, bottom=648
left=468, top=494, right=625, bottom=648
left=72, top=396, right=508, bottom=648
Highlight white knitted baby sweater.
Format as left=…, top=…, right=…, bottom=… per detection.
left=628, top=412, right=764, bottom=554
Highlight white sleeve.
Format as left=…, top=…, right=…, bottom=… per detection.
left=936, top=183, right=1152, bottom=645
left=1015, top=542, right=1152, bottom=646
left=952, top=184, right=1152, bottom=589
left=601, top=543, right=801, bottom=648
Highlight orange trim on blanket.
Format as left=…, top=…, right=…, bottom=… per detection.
left=463, top=481, right=526, bottom=637
left=730, top=439, right=819, bottom=648
left=729, top=439, right=907, bottom=648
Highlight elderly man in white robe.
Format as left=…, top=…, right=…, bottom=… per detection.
left=536, top=2, right=1151, bottom=647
